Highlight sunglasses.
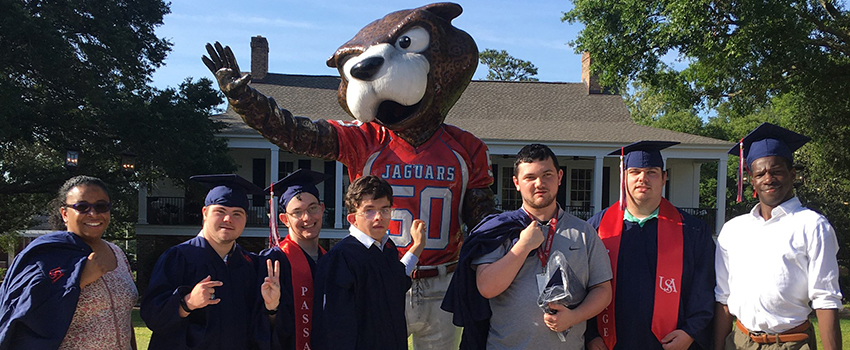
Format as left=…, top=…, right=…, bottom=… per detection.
left=64, top=201, right=112, bottom=214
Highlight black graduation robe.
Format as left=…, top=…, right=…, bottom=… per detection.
left=253, top=245, right=321, bottom=350
left=0, top=231, right=91, bottom=350
left=586, top=208, right=715, bottom=350
left=140, top=235, right=258, bottom=350
left=311, top=236, right=411, bottom=350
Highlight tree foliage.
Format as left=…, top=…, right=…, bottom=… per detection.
left=0, top=0, right=235, bottom=238
left=479, top=49, right=540, bottom=81
left=566, top=0, right=850, bottom=285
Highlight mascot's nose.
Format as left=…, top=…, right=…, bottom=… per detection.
left=350, top=57, right=384, bottom=81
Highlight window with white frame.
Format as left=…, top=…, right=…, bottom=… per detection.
left=570, top=168, right=593, bottom=208
left=501, top=166, right=521, bottom=211
left=278, top=161, right=294, bottom=180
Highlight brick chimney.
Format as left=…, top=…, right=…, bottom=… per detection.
left=251, top=36, right=269, bottom=80
left=581, top=52, right=603, bottom=94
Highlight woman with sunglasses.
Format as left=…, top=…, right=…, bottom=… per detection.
left=0, top=175, right=138, bottom=350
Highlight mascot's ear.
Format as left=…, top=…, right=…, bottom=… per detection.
left=422, top=2, right=463, bottom=22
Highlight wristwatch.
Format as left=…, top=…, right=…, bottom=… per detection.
left=179, top=296, right=193, bottom=313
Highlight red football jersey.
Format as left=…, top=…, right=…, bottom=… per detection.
left=330, top=120, right=493, bottom=266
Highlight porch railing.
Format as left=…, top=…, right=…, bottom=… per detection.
left=147, top=197, right=337, bottom=228
left=678, top=207, right=717, bottom=233
left=147, top=197, right=715, bottom=232
left=495, top=202, right=595, bottom=221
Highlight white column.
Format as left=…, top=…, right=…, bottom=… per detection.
left=335, top=161, right=345, bottom=229
left=137, top=184, right=148, bottom=224
left=662, top=156, right=668, bottom=198
left=715, top=157, right=727, bottom=234
left=269, top=146, right=280, bottom=183
left=592, top=155, right=604, bottom=214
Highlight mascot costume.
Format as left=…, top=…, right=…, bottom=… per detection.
left=203, top=3, right=497, bottom=349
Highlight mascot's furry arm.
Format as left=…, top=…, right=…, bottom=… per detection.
left=463, top=187, right=497, bottom=231
left=202, top=42, right=339, bottom=161
left=202, top=2, right=499, bottom=230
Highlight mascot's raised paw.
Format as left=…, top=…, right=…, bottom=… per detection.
left=202, top=41, right=251, bottom=98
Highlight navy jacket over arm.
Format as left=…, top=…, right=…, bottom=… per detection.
left=441, top=209, right=532, bottom=350
left=0, top=231, right=92, bottom=350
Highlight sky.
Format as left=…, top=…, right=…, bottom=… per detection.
left=150, top=0, right=584, bottom=90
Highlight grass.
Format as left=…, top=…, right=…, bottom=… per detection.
left=811, top=316, right=850, bottom=349
left=132, top=307, right=414, bottom=350
left=132, top=309, right=850, bottom=349
left=132, top=308, right=151, bottom=350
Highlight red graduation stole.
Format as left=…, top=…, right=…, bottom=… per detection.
left=280, top=235, right=326, bottom=350
left=596, top=199, right=683, bottom=349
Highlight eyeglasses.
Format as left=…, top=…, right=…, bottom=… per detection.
left=64, top=201, right=112, bottom=214
left=355, top=208, right=394, bottom=220
left=286, top=204, right=323, bottom=219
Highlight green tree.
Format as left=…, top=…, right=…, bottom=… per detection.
left=565, top=0, right=850, bottom=290
left=0, top=1, right=235, bottom=241
left=479, top=49, right=540, bottom=81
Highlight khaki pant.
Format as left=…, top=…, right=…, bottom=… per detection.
left=726, top=323, right=817, bottom=350
left=405, top=271, right=461, bottom=350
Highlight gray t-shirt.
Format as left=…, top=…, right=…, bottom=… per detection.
left=473, top=209, right=613, bottom=350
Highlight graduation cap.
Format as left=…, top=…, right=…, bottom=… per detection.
left=728, top=122, right=810, bottom=202
left=609, top=141, right=679, bottom=210
left=608, top=140, right=680, bottom=169
left=728, top=122, right=810, bottom=168
left=264, top=169, right=329, bottom=248
left=190, top=174, right=265, bottom=211
left=265, top=169, right=330, bottom=212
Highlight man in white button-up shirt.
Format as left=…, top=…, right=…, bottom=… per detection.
left=714, top=123, right=842, bottom=350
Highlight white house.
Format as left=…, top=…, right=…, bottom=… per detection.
left=133, top=40, right=732, bottom=290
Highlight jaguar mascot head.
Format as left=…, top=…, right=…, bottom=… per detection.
left=326, top=2, right=478, bottom=147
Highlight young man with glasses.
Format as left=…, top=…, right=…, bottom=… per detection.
left=254, top=169, right=330, bottom=350
left=312, top=175, right=426, bottom=350
left=586, top=141, right=715, bottom=350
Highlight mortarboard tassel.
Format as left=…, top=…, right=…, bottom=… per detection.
left=268, top=182, right=281, bottom=248
left=619, top=147, right=627, bottom=211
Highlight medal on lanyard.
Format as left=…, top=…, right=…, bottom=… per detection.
left=535, top=217, right=557, bottom=294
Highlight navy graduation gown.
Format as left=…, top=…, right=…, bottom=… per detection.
left=441, top=209, right=532, bottom=350
left=0, top=231, right=91, bottom=350
left=312, top=236, right=411, bottom=350
left=253, top=245, right=321, bottom=350
left=586, top=208, right=715, bottom=350
left=140, top=236, right=258, bottom=350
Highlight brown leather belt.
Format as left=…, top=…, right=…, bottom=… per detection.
left=736, top=320, right=810, bottom=344
left=411, top=261, right=457, bottom=279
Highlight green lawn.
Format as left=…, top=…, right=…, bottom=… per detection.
left=131, top=308, right=850, bottom=350
left=811, top=317, right=850, bottom=349
left=132, top=308, right=151, bottom=350
left=132, top=308, right=414, bottom=349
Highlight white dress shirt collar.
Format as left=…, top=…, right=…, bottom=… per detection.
left=349, top=225, right=389, bottom=251
left=750, top=196, right=802, bottom=221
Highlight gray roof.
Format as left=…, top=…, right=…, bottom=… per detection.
left=220, top=73, right=729, bottom=146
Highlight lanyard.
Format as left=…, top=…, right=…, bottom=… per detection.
left=535, top=217, right=557, bottom=268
